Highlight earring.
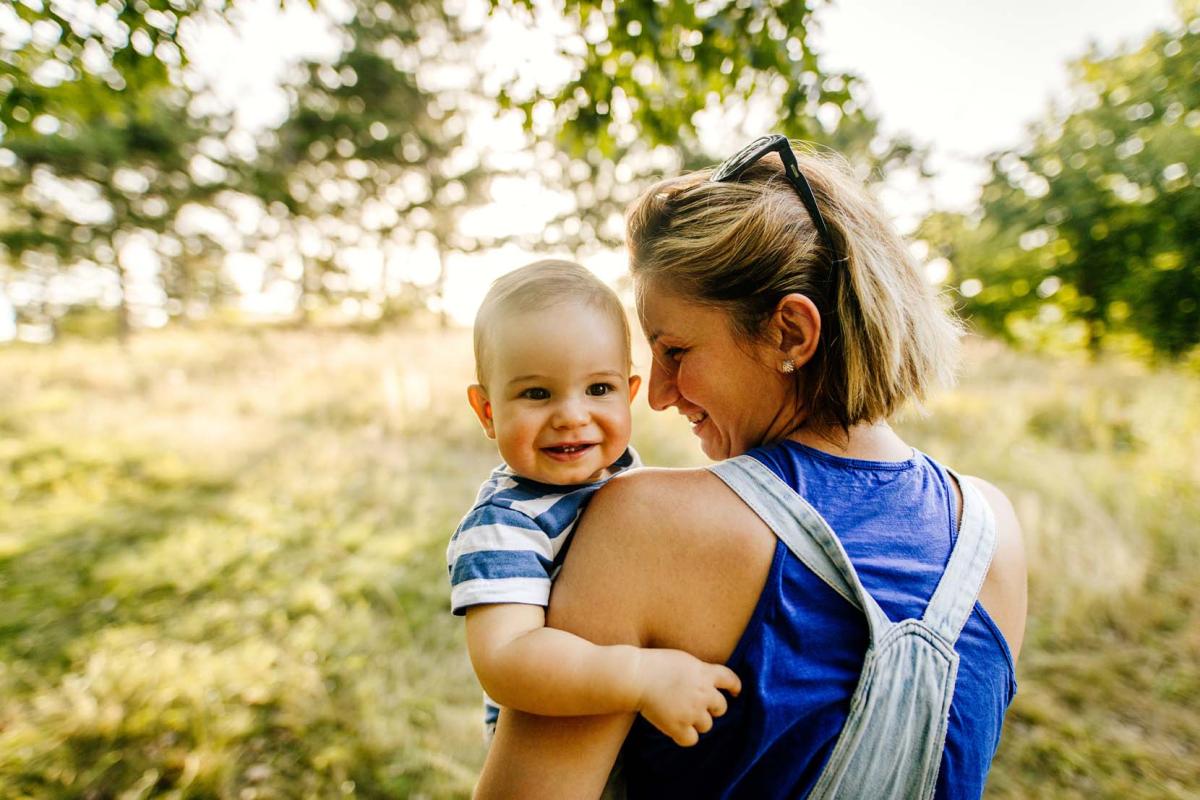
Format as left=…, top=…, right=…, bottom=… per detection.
left=781, top=359, right=796, bottom=374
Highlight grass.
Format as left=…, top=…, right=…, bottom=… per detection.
left=0, top=326, right=1197, bottom=798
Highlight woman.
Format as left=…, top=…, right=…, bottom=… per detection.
left=475, top=137, right=1027, bottom=799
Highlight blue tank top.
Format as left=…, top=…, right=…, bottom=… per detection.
left=621, top=440, right=1017, bottom=799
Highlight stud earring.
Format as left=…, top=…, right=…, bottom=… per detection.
left=781, top=359, right=796, bottom=374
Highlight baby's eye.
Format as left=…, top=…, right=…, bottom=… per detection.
left=520, top=387, right=550, bottom=400
left=586, top=382, right=616, bottom=397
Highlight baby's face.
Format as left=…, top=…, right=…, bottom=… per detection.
left=471, top=302, right=640, bottom=485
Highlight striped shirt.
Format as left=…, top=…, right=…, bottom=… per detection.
left=447, top=447, right=641, bottom=616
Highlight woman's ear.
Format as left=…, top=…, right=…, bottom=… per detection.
left=772, top=293, right=822, bottom=370
left=627, top=374, right=642, bottom=403
left=467, top=384, right=496, bottom=438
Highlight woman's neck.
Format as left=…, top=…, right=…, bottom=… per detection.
left=786, top=420, right=912, bottom=463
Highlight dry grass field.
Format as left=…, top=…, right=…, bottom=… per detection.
left=1, top=325, right=1197, bottom=798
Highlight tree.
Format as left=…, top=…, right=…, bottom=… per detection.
left=0, top=0, right=204, bottom=136
left=244, top=0, right=497, bottom=325
left=487, top=0, right=922, bottom=254
left=1, top=0, right=917, bottom=338
left=919, top=1, right=1200, bottom=359
left=0, top=1, right=240, bottom=338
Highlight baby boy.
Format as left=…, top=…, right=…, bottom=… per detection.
left=447, top=259, right=739, bottom=746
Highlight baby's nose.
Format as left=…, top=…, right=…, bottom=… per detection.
left=551, top=399, right=590, bottom=427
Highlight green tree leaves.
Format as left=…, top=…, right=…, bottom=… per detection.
left=921, top=5, right=1200, bottom=359
left=0, top=0, right=909, bottom=338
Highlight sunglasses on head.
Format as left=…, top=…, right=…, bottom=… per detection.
left=711, top=134, right=846, bottom=267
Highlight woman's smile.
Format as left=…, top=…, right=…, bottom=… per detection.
left=640, top=288, right=795, bottom=460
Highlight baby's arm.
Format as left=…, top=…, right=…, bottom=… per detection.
left=465, top=603, right=741, bottom=746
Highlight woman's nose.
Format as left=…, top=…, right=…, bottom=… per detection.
left=647, top=358, right=679, bottom=411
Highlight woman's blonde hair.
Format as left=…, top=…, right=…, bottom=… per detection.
left=626, top=144, right=962, bottom=430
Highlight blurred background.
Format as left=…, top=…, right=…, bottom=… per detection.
left=1, top=0, right=1197, bottom=797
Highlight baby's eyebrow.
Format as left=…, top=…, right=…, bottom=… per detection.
left=506, top=374, right=548, bottom=385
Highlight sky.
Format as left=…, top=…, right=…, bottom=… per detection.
left=812, top=0, right=1179, bottom=221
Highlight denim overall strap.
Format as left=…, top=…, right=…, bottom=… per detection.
left=708, top=455, right=892, bottom=642
left=710, top=454, right=1001, bottom=800
left=921, top=471, right=998, bottom=641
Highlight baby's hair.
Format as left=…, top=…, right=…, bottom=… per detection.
left=473, top=259, right=631, bottom=385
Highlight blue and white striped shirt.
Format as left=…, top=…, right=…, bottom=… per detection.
left=447, top=447, right=641, bottom=616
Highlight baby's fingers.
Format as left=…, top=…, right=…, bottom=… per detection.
left=712, top=665, right=742, bottom=697
left=707, top=688, right=729, bottom=719
left=673, top=725, right=700, bottom=747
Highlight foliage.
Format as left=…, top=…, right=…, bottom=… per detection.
left=243, top=0, right=495, bottom=323
left=495, top=0, right=846, bottom=150
left=919, top=4, right=1200, bottom=359
left=0, top=0, right=241, bottom=337
left=487, top=0, right=922, bottom=252
left=1, top=328, right=1198, bottom=796
left=1, top=0, right=921, bottom=338
left=0, top=0, right=204, bottom=137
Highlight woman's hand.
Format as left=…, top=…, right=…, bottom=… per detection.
left=633, top=648, right=742, bottom=746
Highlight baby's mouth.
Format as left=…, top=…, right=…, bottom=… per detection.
left=542, top=442, right=597, bottom=461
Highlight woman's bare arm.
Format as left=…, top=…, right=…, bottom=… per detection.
left=968, top=477, right=1028, bottom=662
left=474, top=468, right=775, bottom=799
left=473, top=474, right=653, bottom=800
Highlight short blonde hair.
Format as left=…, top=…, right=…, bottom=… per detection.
left=626, top=144, right=962, bottom=429
left=473, top=259, right=631, bottom=385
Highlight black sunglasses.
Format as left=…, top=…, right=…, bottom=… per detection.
left=711, top=134, right=846, bottom=267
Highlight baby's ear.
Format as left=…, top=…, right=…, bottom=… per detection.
left=467, top=385, right=496, bottom=438
left=627, top=374, right=642, bottom=403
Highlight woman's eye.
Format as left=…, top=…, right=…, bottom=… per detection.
left=586, top=383, right=615, bottom=397
left=520, top=388, right=550, bottom=400
left=664, top=347, right=686, bottom=361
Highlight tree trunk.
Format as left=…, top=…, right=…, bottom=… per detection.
left=297, top=257, right=313, bottom=324
left=116, top=258, right=132, bottom=344
left=435, top=242, right=449, bottom=330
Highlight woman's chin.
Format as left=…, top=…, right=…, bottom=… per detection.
left=699, top=437, right=729, bottom=461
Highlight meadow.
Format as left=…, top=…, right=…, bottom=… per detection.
left=0, top=325, right=1197, bottom=799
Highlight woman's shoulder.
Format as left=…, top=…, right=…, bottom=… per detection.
left=963, top=476, right=1028, bottom=662
left=599, top=464, right=721, bottom=501
left=558, top=465, right=777, bottom=659
left=591, top=465, right=769, bottom=551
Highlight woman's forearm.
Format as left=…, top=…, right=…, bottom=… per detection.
left=476, top=710, right=634, bottom=800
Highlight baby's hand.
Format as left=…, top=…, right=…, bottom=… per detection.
left=634, top=649, right=741, bottom=747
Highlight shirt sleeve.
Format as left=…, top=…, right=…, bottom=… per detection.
left=446, top=502, right=554, bottom=615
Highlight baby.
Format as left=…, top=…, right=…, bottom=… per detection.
left=447, top=259, right=740, bottom=746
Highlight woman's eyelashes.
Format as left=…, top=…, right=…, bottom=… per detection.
left=657, top=345, right=688, bottom=365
